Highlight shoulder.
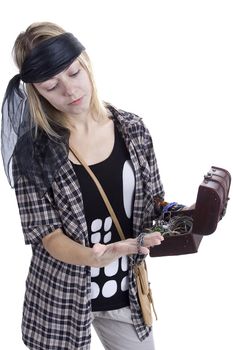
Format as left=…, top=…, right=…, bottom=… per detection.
left=13, top=128, right=68, bottom=193
left=14, top=127, right=67, bottom=162
left=105, top=104, right=154, bottom=155
left=105, top=103, right=147, bottom=132
left=13, top=128, right=47, bottom=167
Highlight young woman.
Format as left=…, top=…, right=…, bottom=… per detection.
left=1, top=22, right=165, bottom=350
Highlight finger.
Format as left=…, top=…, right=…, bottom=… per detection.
left=138, top=246, right=150, bottom=255
left=143, top=234, right=164, bottom=247
left=93, top=243, right=108, bottom=256
left=147, top=231, right=164, bottom=239
left=106, top=241, right=136, bottom=257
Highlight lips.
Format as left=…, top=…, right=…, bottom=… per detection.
left=69, top=97, right=83, bottom=105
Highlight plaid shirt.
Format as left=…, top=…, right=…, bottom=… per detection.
left=14, top=105, right=164, bottom=350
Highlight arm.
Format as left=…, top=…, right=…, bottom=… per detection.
left=13, top=154, right=164, bottom=267
left=42, top=228, right=164, bottom=267
left=143, top=122, right=164, bottom=198
left=142, top=121, right=165, bottom=218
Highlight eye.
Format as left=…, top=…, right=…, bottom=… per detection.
left=70, top=69, right=80, bottom=77
left=46, top=84, right=58, bottom=92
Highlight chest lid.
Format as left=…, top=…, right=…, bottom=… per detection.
left=191, top=166, right=231, bottom=235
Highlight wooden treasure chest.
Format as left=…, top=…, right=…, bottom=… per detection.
left=149, top=166, right=231, bottom=257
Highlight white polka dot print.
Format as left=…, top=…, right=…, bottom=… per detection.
left=102, top=280, right=117, bottom=298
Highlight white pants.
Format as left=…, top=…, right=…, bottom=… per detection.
left=91, top=307, right=155, bottom=350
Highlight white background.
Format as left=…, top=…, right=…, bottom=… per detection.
left=0, top=1, right=232, bottom=349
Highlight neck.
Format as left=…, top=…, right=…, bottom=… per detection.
left=66, top=110, right=93, bottom=130
left=66, top=111, right=110, bottom=135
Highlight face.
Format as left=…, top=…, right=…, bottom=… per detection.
left=33, top=59, right=93, bottom=118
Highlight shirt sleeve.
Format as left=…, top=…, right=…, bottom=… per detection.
left=143, top=122, right=165, bottom=200
left=14, top=175, right=63, bottom=245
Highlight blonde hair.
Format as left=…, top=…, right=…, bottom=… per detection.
left=13, top=22, right=108, bottom=138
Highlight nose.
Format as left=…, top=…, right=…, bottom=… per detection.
left=62, top=79, right=75, bottom=97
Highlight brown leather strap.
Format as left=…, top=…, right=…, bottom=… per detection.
left=69, top=146, right=126, bottom=241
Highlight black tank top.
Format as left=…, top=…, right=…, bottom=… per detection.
left=72, top=123, right=136, bottom=311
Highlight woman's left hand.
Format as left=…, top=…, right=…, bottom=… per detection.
left=92, top=232, right=164, bottom=267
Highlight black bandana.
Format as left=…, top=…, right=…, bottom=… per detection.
left=21, top=33, right=85, bottom=83
left=1, top=32, right=85, bottom=192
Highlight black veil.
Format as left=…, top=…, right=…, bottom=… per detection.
left=1, top=32, right=85, bottom=194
